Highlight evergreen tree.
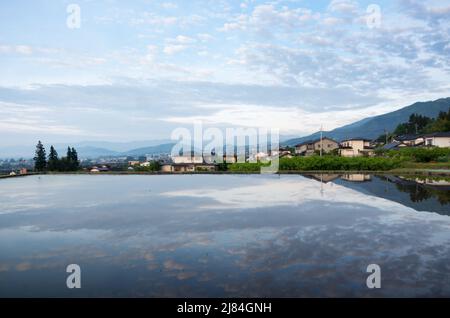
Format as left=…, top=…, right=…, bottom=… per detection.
left=63, top=147, right=73, bottom=171
left=47, top=146, right=59, bottom=171
left=70, top=147, right=79, bottom=170
left=394, top=113, right=433, bottom=135
left=33, top=141, right=47, bottom=171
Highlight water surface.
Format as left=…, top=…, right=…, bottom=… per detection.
left=0, top=174, right=449, bottom=297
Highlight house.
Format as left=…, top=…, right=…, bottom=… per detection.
left=392, top=135, right=424, bottom=147
left=90, top=165, right=110, bottom=173
left=422, top=132, right=450, bottom=148
left=160, top=163, right=217, bottom=172
left=128, top=161, right=141, bottom=166
left=279, top=152, right=293, bottom=159
left=223, top=155, right=237, bottom=164
left=339, top=138, right=374, bottom=157
left=160, top=164, right=173, bottom=172
left=19, top=168, right=28, bottom=175
left=171, top=155, right=203, bottom=164
left=306, top=174, right=340, bottom=183
left=295, top=138, right=339, bottom=156
left=389, top=132, right=450, bottom=148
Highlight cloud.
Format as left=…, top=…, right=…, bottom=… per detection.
left=219, top=4, right=319, bottom=34
left=163, top=44, right=188, bottom=55
left=327, top=0, right=359, bottom=14
left=163, top=35, right=196, bottom=54
left=161, top=2, right=178, bottom=10
left=0, top=44, right=33, bottom=55
left=401, top=0, right=450, bottom=23
left=0, top=0, right=450, bottom=145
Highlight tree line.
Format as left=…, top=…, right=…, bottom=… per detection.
left=33, top=141, right=80, bottom=172
left=376, top=108, right=450, bottom=143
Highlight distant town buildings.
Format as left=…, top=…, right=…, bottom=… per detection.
left=295, top=138, right=339, bottom=156
left=384, top=132, right=450, bottom=150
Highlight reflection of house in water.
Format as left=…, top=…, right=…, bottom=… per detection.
left=410, top=178, right=450, bottom=186
left=333, top=175, right=450, bottom=215
left=304, top=174, right=340, bottom=183
left=161, top=163, right=217, bottom=172
left=341, top=174, right=371, bottom=182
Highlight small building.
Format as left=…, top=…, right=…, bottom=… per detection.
left=306, top=174, right=340, bottom=183
left=223, top=155, right=237, bottom=164
left=392, top=135, right=425, bottom=147
left=171, top=155, right=204, bottom=164
left=9, top=171, right=16, bottom=176
left=423, top=132, right=450, bottom=148
left=160, top=163, right=217, bottom=172
left=161, top=164, right=174, bottom=173
left=341, top=174, right=372, bottom=182
left=295, top=138, right=339, bottom=156
left=339, top=138, right=374, bottom=157
left=19, top=168, right=28, bottom=175
left=128, top=161, right=141, bottom=166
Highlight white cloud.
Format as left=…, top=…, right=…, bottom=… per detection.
left=161, top=2, right=178, bottom=10
left=15, top=45, right=33, bottom=55
left=162, top=102, right=402, bottom=135
left=327, top=0, right=359, bottom=14
left=0, top=45, right=33, bottom=55
left=163, top=44, right=188, bottom=55
left=220, top=4, right=319, bottom=33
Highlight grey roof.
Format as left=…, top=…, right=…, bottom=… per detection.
left=382, top=142, right=401, bottom=150
left=295, top=137, right=338, bottom=147
left=423, top=131, right=450, bottom=138
left=341, top=137, right=372, bottom=142
left=394, top=134, right=422, bottom=141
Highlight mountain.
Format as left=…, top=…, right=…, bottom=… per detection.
left=122, top=143, right=175, bottom=157
left=63, top=146, right=120, bottom=158
left=284, top=98, right=450, bottom=146
left=67, top=139, right=173, bottom=152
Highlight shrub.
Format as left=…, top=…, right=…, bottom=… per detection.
left=385, top=147, right=450, bottom=163
left=278, top=156, right=404, bottom=171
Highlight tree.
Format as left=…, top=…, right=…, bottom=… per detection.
left=66, top=147, right=73, bottom=163
left=394, top=113, right=433, bottom=135
left=424, top=108, right=450, bottom=133
left=47, top=146, right=59, bottom=171
left=33, top=141, right=47, bottom=171
left=70, top=147, right=79, bottom=170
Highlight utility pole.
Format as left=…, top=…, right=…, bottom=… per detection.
left=385, top=129, right=388, bottom=145
left=320, top=125, right=323, bottom=157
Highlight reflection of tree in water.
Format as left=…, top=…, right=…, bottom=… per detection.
left=392, top=179, right=450, bottom=205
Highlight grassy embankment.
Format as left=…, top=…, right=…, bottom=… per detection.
left=228, top=148, right=450, bottom=174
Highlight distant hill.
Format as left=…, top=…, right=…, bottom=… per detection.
left=122, top=143, right=175, bottom=156
left=61, top=146, right=120, bottom=158
left=284, top=98, right=450, bottom=146
left=69, top=139, right=173, bottom=152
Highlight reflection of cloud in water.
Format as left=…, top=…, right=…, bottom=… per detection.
left=0, top=175, right=450, bottom=297
left=161, top=177, right=418, bottom=214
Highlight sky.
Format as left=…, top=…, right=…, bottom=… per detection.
left=0, top=0, right=449, bottom=147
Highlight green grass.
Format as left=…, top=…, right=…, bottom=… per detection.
left=278, top=156, right=405, bottom=171
left=378, top=147, right=450, bottom=163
